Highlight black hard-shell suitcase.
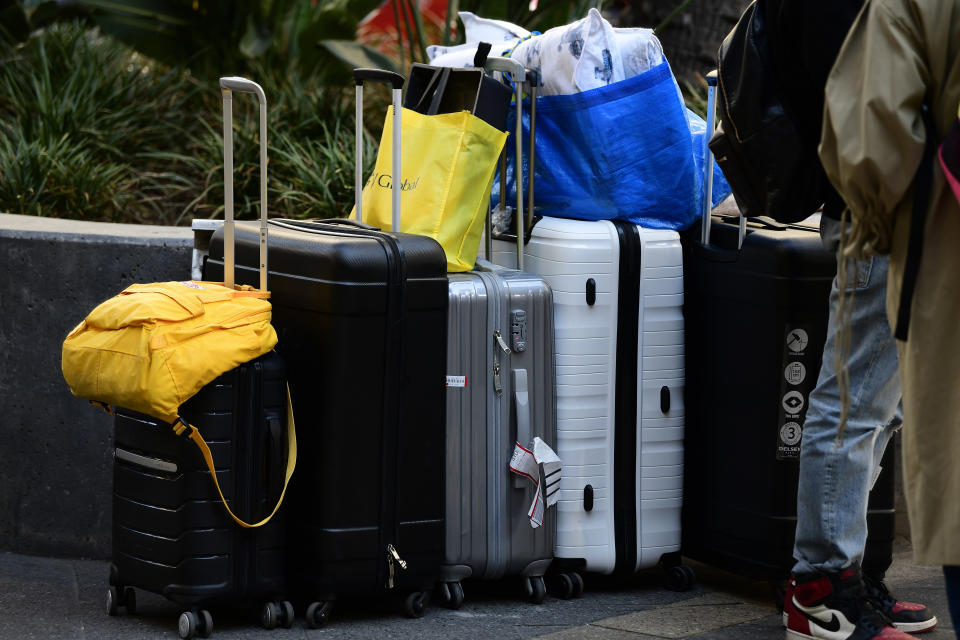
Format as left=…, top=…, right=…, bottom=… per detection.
left=109, top=77, right=294, bottom=639
left=111, top=355, right=290, bottom=636
left=206, top=69, right=447, bottom=626
left=680, top=72, right=895, bottom=587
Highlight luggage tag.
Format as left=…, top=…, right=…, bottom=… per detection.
left=509, top=437, right=561, bottom=528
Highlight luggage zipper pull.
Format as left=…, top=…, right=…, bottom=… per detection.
left=493, top=361, right=503, bottom=394
left=494, top=330, right=511, bottom=354
left=386, top=543, right=407, bottom=589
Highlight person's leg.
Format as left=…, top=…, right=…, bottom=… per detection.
left=862, top=408, right=902, bottom=580
left=793, top=219, right=901, bottom=576
left=785, top=219, right=933, bottom=638
left=942, top=566, right=960, bottom=639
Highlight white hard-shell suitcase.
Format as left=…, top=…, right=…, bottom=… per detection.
left=492, top=218, right=690, bottom=588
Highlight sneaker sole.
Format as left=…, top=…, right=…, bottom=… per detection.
left=894, top=617, right=937, bottom=634
left=785, top=629, right=816, bottom=640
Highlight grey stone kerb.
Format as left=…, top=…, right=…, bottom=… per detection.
left=0, top=213, right=192, bottom=559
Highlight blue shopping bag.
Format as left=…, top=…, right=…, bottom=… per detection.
left=495, top=61, right=728, bottom=230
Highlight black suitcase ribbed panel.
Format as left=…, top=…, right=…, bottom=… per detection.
left=111, top=352, right=289, bottom=606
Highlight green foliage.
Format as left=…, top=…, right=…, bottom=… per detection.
left=0, top=0, right=701, bottom=225
left=0, top=22, right=378, bottom=224
left=0, top=132, right=133, bottom=219
left=9, top=0, right=361, bottom=81
left=0, top=22, right=205, bottom=221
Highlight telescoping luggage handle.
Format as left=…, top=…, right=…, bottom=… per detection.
left=169, top=77, right=296, bottom=531
left=219, top=76, right=269, bottom=290
left=703, top=70, right=746, bottom=249
left=483, top=57, right=537, bottom=271
left=354, top=68, right=404, bottom=232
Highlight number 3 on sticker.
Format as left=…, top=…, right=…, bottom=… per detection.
left=446, top=375, right=467, bottom=388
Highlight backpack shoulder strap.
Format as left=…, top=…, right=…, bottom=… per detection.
left=173, top=385, right=297, bottom=528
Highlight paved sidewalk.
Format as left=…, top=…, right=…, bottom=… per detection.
left=0, top=542, right=951, bottom=639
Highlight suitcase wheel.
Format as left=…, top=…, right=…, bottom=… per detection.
left=525, top=576, right=547, bottom=605
left=663, top=564, right=696, bottom=592
left=549, top=572, right=584, bottom=600
left=280, top=601, right=294, bottom=629
left=571, top=572, right=585, bottom=598
left=402, top=591, right=428, bottom=618
left=178, top=609, right=212, bottom=639
left=261, top=601, right=295, bottom=630
left=440, top=582, right=464, bottom=610
left=106, top=587, right=119, bottom=617
left=106, top=585, right=136, bottom=617
left=123, top=587, right=137, bottom=615
left=261, top=603, right=277, bottom=630
left=305, top=601, right=333, bottom=629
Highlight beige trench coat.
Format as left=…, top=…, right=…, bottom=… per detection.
left=820, top=0, right=960, bottom=565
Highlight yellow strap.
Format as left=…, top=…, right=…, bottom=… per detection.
left=175, top=386, right=297, bottom=529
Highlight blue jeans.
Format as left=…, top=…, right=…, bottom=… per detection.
left=792, top=217, right=902, bottom=576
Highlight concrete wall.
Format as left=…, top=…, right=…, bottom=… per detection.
left=0, top=214, right=192, bottom=559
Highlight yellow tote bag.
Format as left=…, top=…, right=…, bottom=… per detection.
left=355, top=106, right=507, bottom=272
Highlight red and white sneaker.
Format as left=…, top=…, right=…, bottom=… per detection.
left=784, top=570, right=922, bottom=639
left=863, top=573, right=938, bottom=634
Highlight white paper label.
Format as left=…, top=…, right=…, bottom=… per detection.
left=509, top=437, right=563, bottom=528
left=446, top=375, right=467, bottom=388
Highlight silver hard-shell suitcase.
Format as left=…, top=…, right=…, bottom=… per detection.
left=439, top=59, right=558, bottom=609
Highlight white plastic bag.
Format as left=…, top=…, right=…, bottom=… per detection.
left=428, top=10, right=666, bottom=96
left=510, top=9, right=619, bottom=95
left=613, top=26, right=665, bottom=78
left=427, top=42, right=479, bottom=67
left=459, top=11, right=530, bottom=44
left=428, top=12, right=531, bottom=68
left=509, top=10, right=666, bottom=96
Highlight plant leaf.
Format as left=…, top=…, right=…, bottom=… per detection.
left=318, top=39, right=400, bottom=74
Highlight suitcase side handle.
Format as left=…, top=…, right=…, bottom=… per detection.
left=353, top=69, right=403, bottom=231
left=512, top=368, right=532, bottom=489
left=264, top=414, right=284, bottom=506
left=220, top=76, right=269, bottom=291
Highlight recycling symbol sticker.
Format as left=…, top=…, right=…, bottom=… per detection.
left=782, top=391, right=805, bottom=415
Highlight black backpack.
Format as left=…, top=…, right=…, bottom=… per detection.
left=707, top=0, right=832, bottom=223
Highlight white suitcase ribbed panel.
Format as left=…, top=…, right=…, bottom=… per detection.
left=525, top=218, right=619, bottom=573
left=634, top=230, right=684, bottom=572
